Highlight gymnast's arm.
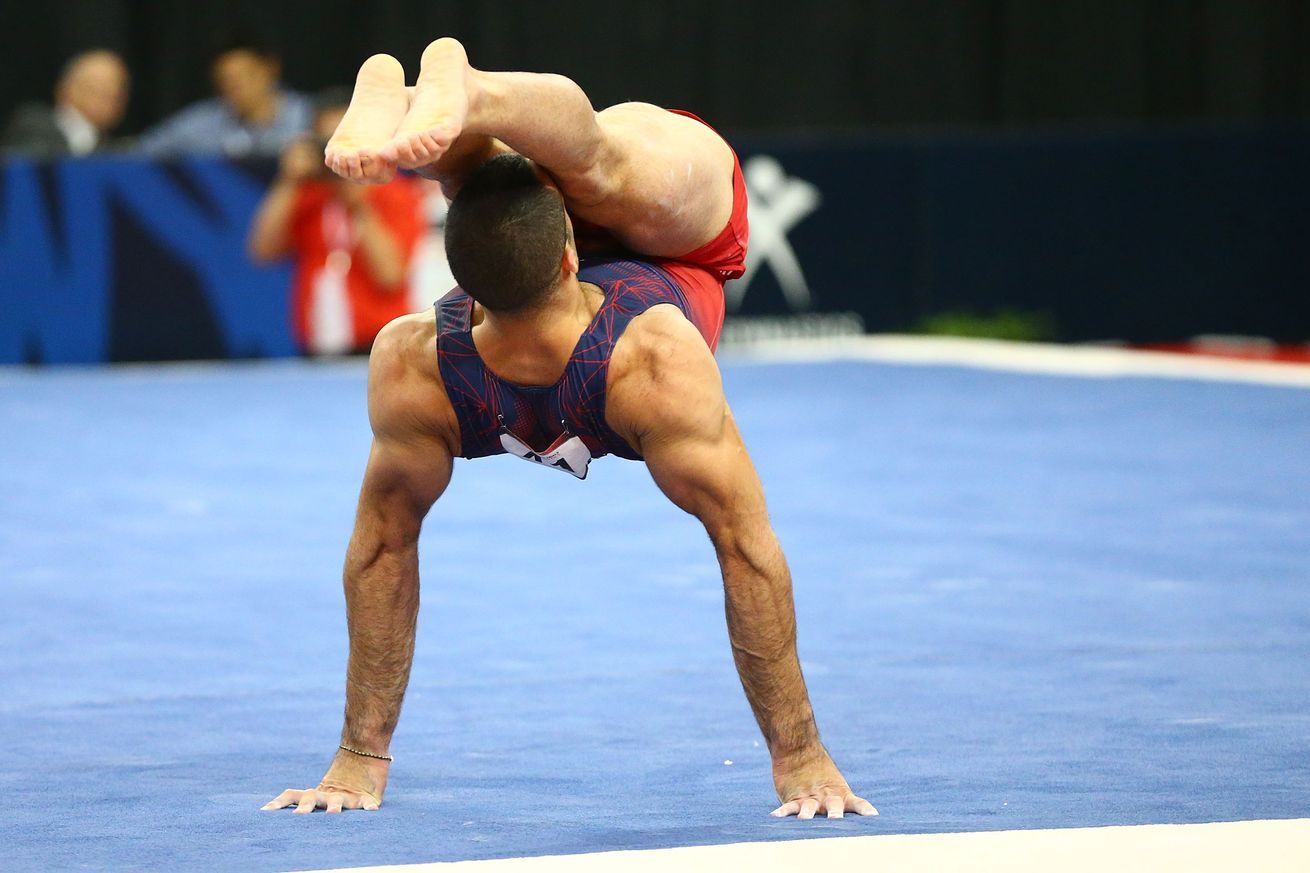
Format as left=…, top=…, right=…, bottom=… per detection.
left=264, top=320, right=453, bottom=813
left=606, top=309, right=876, bottom=820
left=415, top=130, right=513, bottom=201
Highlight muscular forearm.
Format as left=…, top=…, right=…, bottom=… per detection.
left=340, top=532, right=420, bottom=751
left=717, top=529, right=822, bottom=759
left=417, top=131, right=507, bottom=199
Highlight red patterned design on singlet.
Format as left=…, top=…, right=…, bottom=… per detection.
left=435, top=258, right=695, bottom=462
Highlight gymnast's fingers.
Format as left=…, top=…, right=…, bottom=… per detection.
left=294, top=790, right=319, bottom=814
left=262, top=788, right=305, bottom=811
left=846, top=793, right=878, bottom=816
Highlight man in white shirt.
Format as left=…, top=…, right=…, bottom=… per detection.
left=3, top=50, right=130, bottom=157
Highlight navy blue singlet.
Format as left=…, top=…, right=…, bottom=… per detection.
left=435, top=258, right=694, bottom=475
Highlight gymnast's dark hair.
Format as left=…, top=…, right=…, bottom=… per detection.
left=445, top=153, right=568, bottom=313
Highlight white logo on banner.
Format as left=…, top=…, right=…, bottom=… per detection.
left=730, top=155, right=822, bottom=313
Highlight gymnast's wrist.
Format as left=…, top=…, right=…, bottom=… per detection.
left=766, top=730, right=825, bottom=765
left=339, top=743, right=393, bottom=763
left=337, top=732, right=393, bottom=762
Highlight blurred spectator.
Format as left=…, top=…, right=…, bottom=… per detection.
left=408, top=179, right=457, bottom=311
left=3, top=50, right=129, bottom=156
left=137, top=32, right=310, bottom=157
left=247, top=89, right=425, bottom=355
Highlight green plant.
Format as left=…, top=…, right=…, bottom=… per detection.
left=913, top=309, right=1055, bottom=342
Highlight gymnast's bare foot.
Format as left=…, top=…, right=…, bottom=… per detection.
left=381, top=37, right=476, bottom=171
left=325, top=54, right=410, bottom=184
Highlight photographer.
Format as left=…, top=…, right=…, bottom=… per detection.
left=247, top=88, right=423, bottom=354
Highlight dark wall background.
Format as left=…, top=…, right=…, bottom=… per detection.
left=3, top=0, right=1309, bottom=136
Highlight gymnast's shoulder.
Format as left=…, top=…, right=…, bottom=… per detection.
left=367, top=312, right=459, bottom=450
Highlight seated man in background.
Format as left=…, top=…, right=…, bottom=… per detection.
left=137, top=31, right=310, bottom=158
left=247, top=89, right=424, bottom=355
left=2, top=49, right=129, bottom=157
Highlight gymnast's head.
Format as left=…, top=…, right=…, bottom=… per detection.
left=445, top=153, right=577, bottom=314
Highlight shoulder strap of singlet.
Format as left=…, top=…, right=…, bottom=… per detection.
left=552, top=258, right=691, bottom=459
left=434, top=289, right=505, bottom=459
left=436, top=288, right=472, bottom=333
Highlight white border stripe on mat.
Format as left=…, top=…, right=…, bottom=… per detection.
left=723, top=335, right=1310, bottom=388
left=3, top=336, right=1308, bottom=388
left=291, top=817, right=1310, bottom=873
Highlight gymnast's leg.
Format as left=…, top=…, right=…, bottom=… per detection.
left=327, top=38, right=735, bottom=258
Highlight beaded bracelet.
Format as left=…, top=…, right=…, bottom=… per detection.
left=339, top=744, right=393, bottom=762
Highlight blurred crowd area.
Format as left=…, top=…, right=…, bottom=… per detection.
left=2, top=5, right=1308, bottom=360
left=5, top=35, right=324, bottom=160
left=2, top=34, right=451, bottom=355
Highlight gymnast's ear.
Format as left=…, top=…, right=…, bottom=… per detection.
left=561, top=221, right=579, bottom=277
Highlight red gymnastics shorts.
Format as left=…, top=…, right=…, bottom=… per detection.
left=653, top=109, right=750, bottom=353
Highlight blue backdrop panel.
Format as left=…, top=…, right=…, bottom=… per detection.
left=0, top=156, right=294, bottom=363
left=1, top=359, right=1307, bottom=872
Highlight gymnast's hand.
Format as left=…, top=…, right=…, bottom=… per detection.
left=770, top=745, right=878, bottom=820
left=261, top=749, right=389, bottom=813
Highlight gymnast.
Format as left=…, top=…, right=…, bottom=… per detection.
left=262, top=37, right=875, bottom=821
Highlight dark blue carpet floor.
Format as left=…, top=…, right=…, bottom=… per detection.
left=1, top=358, right=1308, bottom=872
